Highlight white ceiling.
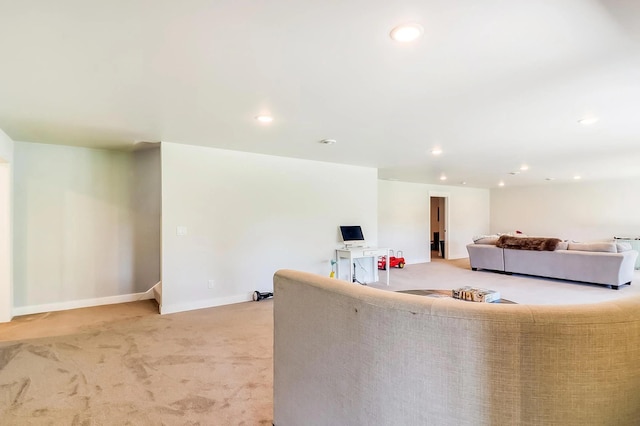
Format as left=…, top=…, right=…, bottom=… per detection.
left=1, top=0, right=640, bottom=188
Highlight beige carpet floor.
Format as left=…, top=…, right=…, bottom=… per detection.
left=1, top=258, right=638, bottom=424
left=0, top=300, right=273, bottom=425
left=371, top=257, right=640, bottom=305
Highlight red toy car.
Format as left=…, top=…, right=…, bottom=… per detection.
left=378, top=250, right=405, bottom=269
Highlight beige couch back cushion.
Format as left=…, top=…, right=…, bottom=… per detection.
left=274, top=269, right=640, bottom=426
left=568, top=242, right=617, bottom=252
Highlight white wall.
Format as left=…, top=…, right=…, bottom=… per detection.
left=13, top=142, right=137, bottom=312
left=0, top=128, right=13, bottom=162
left=378, top=180, right=490, bottom=262
left=132, top=146, right=161, bottom=292
left=490, top=178, right=640, bottom=241
left=160, top=142, right=378, bottom=314
left=0, top=128, right=13, bottom=322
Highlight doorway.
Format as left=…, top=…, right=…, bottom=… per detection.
left=0, top=161, right=11, bottom=322
left=429, top=195, right=447, bottom=260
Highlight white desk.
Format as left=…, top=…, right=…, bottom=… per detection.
left=335, top=247, right=390, bottom=286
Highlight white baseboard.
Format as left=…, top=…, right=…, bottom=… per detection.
left=159, top=293, right=251, bottom=315
left=12, top=291, right=252, bottom=318
left=12, top=291, right=156, bottom=317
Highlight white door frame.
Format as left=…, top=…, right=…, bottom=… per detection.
left=429, top=191, right=449, bottom=261
left=0, top=160, right=12, bottom=322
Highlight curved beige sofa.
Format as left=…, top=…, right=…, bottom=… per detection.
left=273, top=269, right=640, bottom=426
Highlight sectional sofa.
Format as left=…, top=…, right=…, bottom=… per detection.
left=273, top=269, right=640, bottom=425
left=467, top=236, right=637, bottom=289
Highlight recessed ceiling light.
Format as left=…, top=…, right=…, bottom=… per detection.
left=318, top=139, right=337, bottom=145
left=498, top=181, right=505, bottom=187
left=255, top=115, right=273, bottom=123
left=573, top=175, right=582, bottom=180
left=578, top=117, right=598, bottom=125
left=520, top=164, right=529, bottom=171
left=390, top=23, right=424, bottom=42
left=439, top=175, right=447, bottom=181
left=431, top=148, right=442, bottom=155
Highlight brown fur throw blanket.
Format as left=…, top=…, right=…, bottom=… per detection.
left=496, top=235, right=561, bottom=251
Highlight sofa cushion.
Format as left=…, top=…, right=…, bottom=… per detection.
left=474, top=236, right=499, bottom=245
left=568, top=242, right=617, bottom=253
left=472, top=234, right=498, bottom=243
left=616, top=242, right=633, bottom=252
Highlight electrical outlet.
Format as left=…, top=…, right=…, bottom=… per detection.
left=208, top=280, right=215, bottom=289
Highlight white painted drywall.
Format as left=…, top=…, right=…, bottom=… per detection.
left=160, top=142, right=378, bottom=314
left=0, top=128, right=13, bottom=162
left=0, top=128, right=13, bottom=322
left=132, top=146, right=161, bottom=292
left=13, top=142, right=136, bottom=309
left=490, top=178, right=640, bottom=241
left=378, top=180, right=490, bottom=262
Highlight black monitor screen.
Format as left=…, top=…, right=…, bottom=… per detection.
left=340, top=226, right=365, bottom=242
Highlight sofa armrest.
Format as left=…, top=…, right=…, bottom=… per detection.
left=466, top=244, right=504, bottom=271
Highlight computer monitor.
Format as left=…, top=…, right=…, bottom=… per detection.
left=340, top=225, right=365, bottom=247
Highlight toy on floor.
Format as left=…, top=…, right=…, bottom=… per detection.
left=329, top=259, right=336, bottom=278
left=378, top=250, right=405, bottom=270
left=252, top=291, right=273, bottom=301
